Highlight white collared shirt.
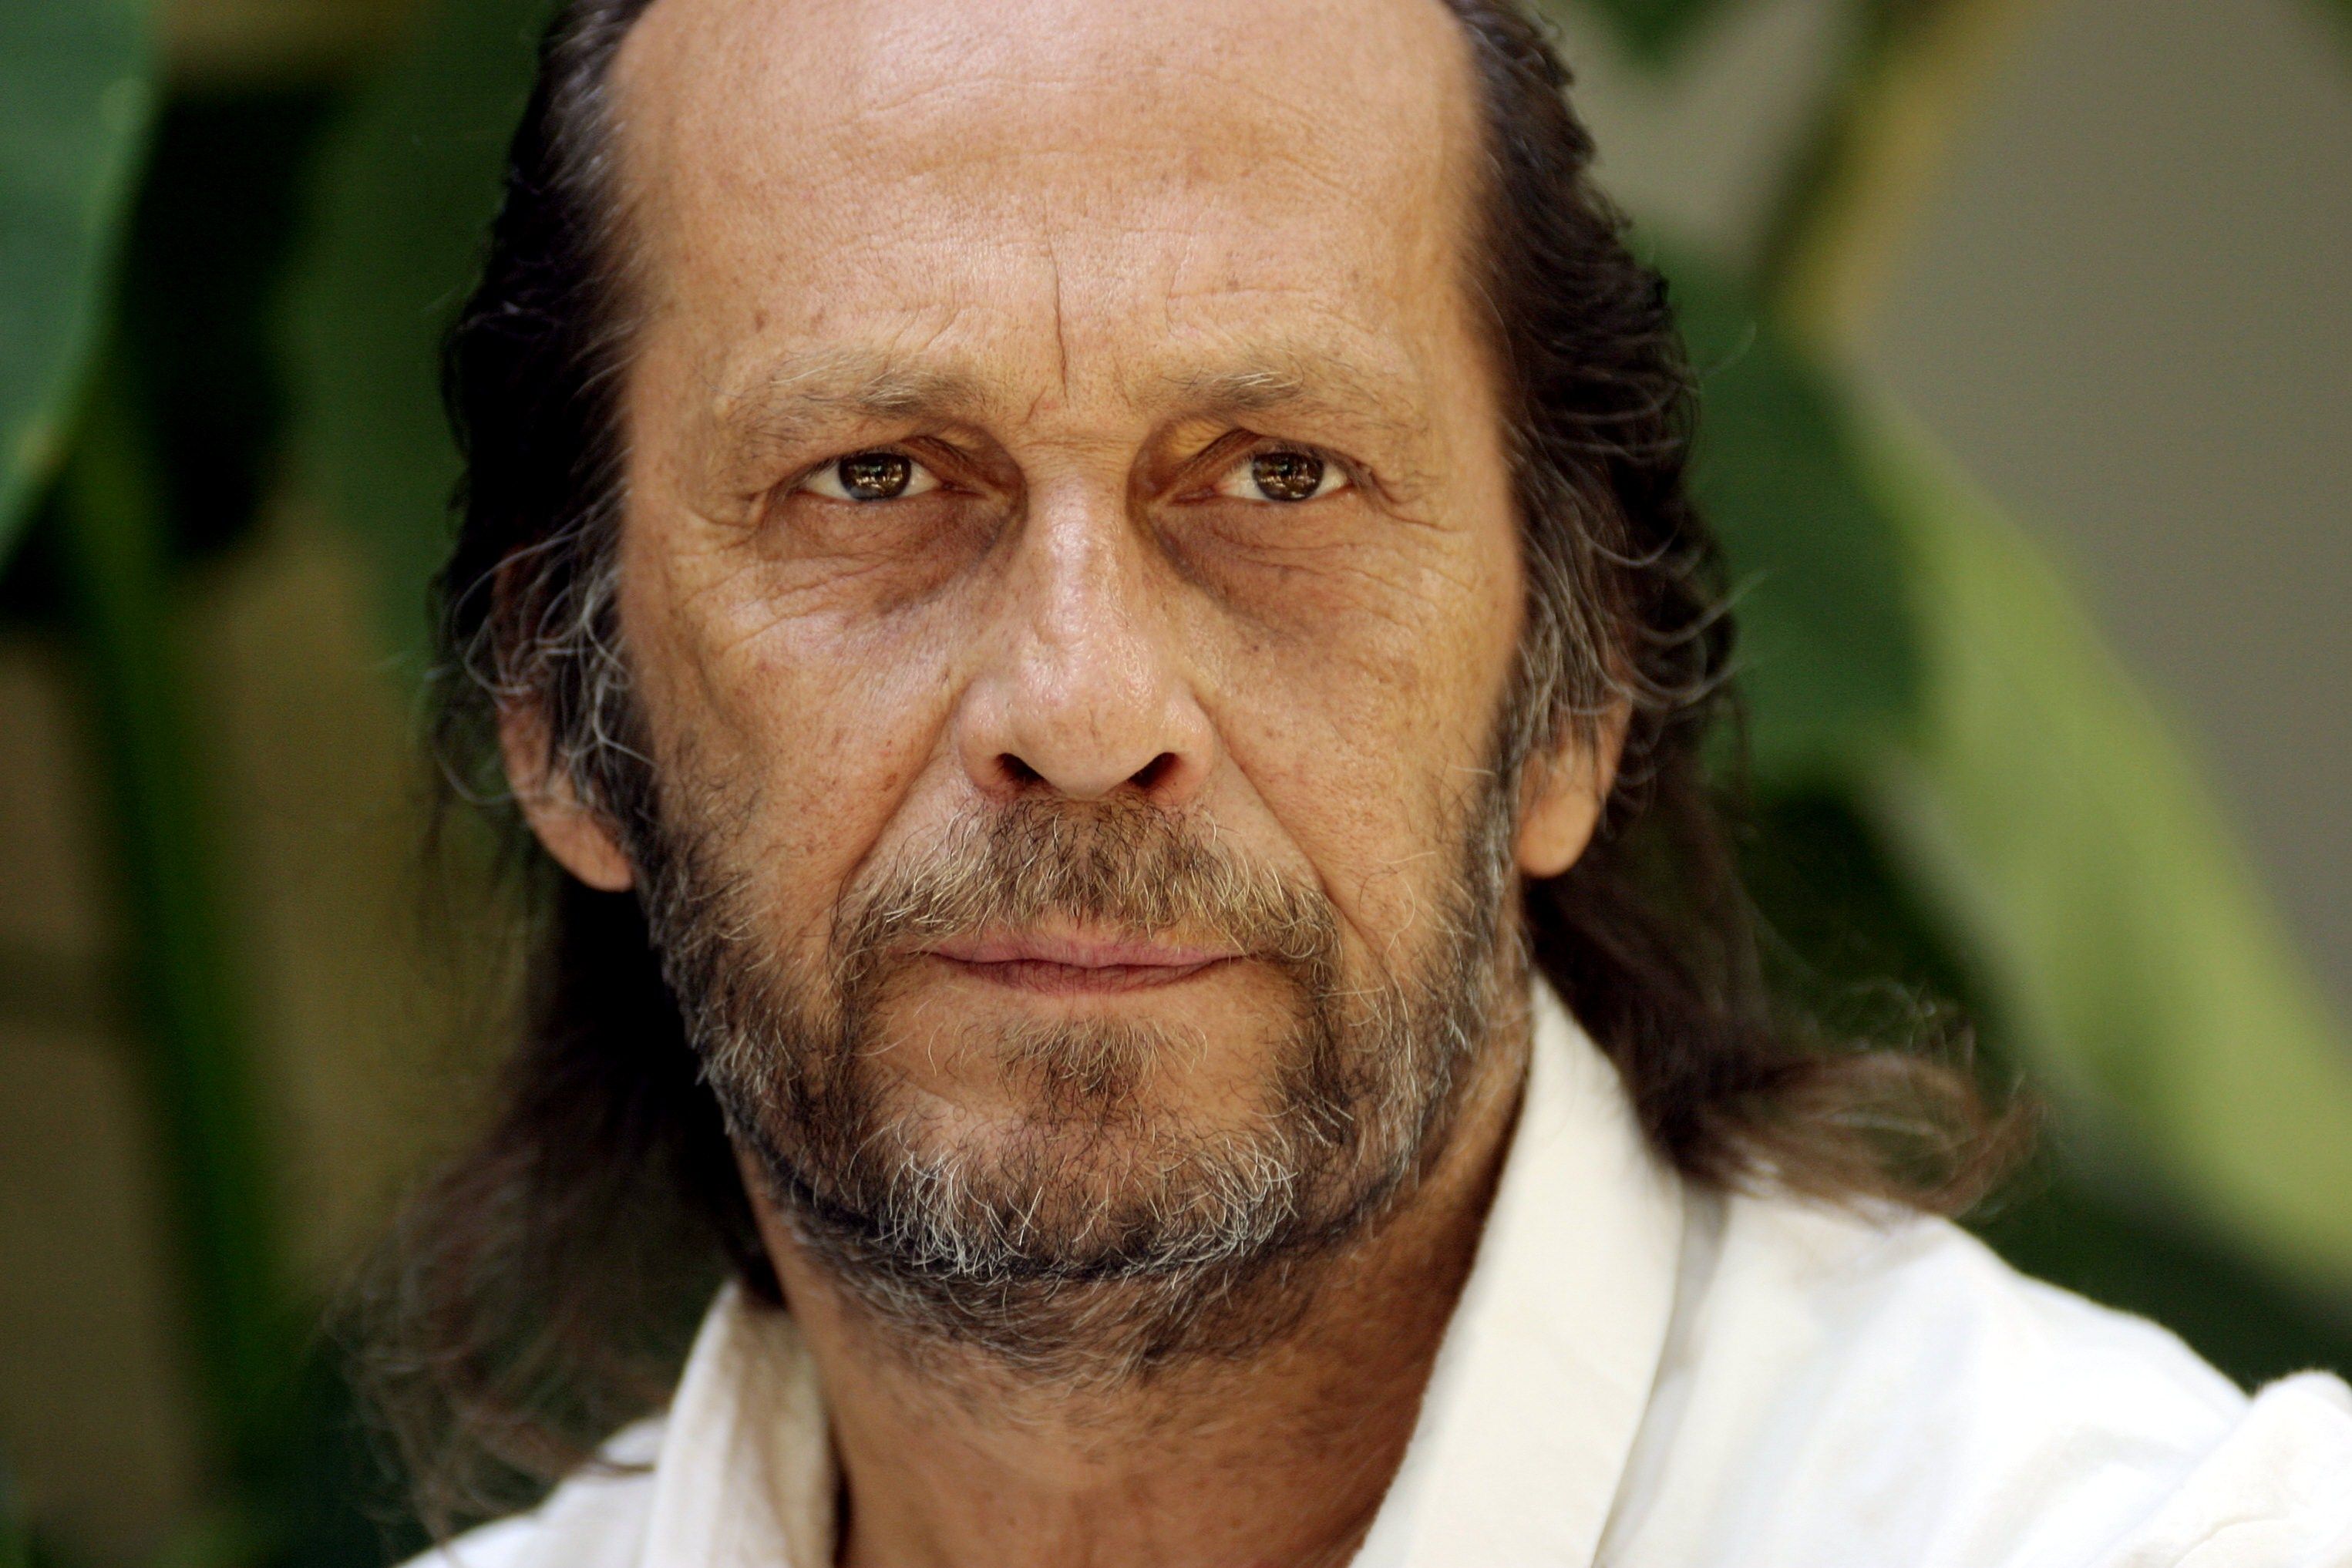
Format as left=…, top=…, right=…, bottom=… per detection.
left=421, top=987, right=2352, bottom=1566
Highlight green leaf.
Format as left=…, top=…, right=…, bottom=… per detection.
left=283, top=0, right=546, bottom=673
left=54, top=359, right=297, bottom=1502
left=1543, top=0, right=1759, bottom=69
left=0, top=0, right=154, bottom=559
left=1661, top=251, right=1922, bottom=787
left=1856, top=405, right=2352, bottom=1298
left=1654, top=247, right=2352, bottom=1307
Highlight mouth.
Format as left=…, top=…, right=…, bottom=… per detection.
left=921, top=928, right=1241, bottom=994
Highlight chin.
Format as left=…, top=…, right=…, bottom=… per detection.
left=884, top=998, right=1289, bottom=1151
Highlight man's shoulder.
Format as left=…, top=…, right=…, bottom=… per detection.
left=397, top=1418, right=665, bottom=1568
left=1608, top=1191, right=2352, bottom=1566
left=1705, top=1192, right=2250, bottom=1422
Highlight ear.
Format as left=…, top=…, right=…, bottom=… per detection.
left=499, top=700, right=635, bottom=892
left=1513, top=702, right=1629, bottom=880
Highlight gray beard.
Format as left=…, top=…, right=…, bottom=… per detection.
left=631, top=776, right=1522, bottom=1384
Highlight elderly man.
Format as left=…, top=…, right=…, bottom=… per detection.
left=383, top=0, right=2352, bottom=1563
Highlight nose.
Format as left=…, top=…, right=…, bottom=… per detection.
left=955, top=490, right=1215, bottom=808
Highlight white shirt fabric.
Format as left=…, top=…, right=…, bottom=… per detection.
left=418, top=985, right=2352, bottom=1567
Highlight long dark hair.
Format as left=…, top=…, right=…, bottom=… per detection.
left=379, top=0, right=2017, bottom=1533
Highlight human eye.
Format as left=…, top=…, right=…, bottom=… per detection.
left=1208, top=445, right=1351, bottom=504
left=794, top=449, right=944, bottom=502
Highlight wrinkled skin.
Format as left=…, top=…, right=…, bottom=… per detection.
left=506, top=0, right=1618, bottom=1562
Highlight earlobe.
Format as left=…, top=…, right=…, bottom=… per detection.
left=1512, top=705, right=1629, bottom=880
left=498, top=702, right=636, bottom=893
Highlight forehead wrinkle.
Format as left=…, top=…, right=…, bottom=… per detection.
left=614, top=0, right=1497, bottom=490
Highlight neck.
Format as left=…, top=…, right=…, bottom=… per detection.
left=744, top=1011, right=1530, bottom=1568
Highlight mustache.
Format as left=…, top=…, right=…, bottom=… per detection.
left=830, top=797, right=1341, bottom=979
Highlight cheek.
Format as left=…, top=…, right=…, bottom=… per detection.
left=1193, top=523, right=1521, bottom=951
left=622, top=527, right=966, bottom=952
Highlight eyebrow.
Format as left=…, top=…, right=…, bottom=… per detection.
left=700, top=339, right=1433, bottom=469
left=705, top=346, right=1008, bottom=459
left=1156, top=348, right=1432, bottom=449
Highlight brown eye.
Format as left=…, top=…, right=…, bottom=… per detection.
left=1211, top=446, right=1348, bottom=504
left=1250, top=450, right=1325, bottom=502
left=839, top=451, right=911, bottom=499
left=799, top=449, right=940, bottom=502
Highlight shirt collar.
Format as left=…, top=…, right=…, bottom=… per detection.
left=643, top=1275, right=834, bottom=1568
left=1352, top=981, right=1686, bottom=1566
left=640, top=981, right=1684, bottom=1567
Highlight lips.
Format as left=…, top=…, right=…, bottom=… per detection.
left=924, top=929, right=1240, bottom=991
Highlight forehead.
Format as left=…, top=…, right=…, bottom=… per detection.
left=610, top=0, right=1485, bottom=404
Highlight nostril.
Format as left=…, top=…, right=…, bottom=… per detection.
left=1128, top=752, right=1179, bottom=792
left=981, top=748, right=1193, bottom=799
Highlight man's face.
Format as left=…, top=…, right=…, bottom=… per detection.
left=521, top=0, right=1602, bottom=1356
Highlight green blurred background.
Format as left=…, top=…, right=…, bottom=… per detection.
left=2, top=0, right=2348, bottom=1563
